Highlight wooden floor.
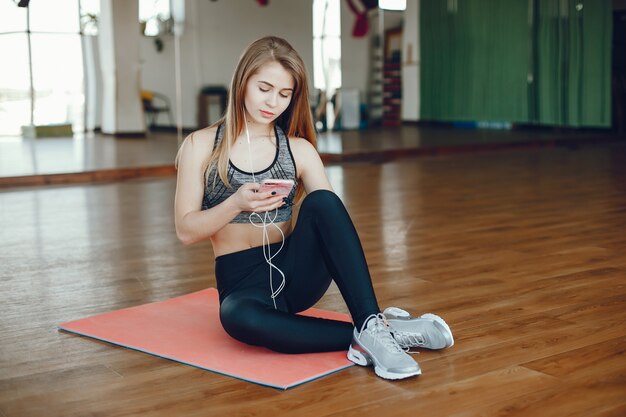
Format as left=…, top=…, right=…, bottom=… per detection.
left=1, top=141, right=626, bottom=416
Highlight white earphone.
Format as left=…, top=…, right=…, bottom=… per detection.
left=243, top=116, right=286, bottom=309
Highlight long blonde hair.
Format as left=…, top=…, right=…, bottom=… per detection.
left=181, top=36, right=316, bottom=203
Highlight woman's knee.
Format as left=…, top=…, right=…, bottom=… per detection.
left=301, top=189, right=344, bottom=214
left=219, top=296, right=267, bottom=343
left=218, top=296, right=296, bottom=353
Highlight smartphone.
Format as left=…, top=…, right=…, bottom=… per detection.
left=258, top=179, right=294, bottom=197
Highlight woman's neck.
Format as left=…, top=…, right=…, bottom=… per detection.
left=244, top=120, right=274, bottom=139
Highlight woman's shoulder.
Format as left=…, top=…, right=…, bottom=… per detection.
left=287, top=136, right=321, bottom=172
left=190, top=125, right=219, bottom=146
left=185, top=125, right=220, bottom=153
left=288, top=136, right=317, bottom=155
left=177, top=125, right=220, bottom=167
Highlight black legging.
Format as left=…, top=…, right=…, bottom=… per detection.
left=216, top=189, right=380, bottom=354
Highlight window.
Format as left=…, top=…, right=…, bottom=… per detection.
left=80, top=0, right=100, bottom=36
left=139, top=0, right=172, bottom=37
left=313, top=0, right=342, bottom=130
left=0, top=3, right=28, bottom=136
left=313, top=0, right=342, bottom=92
left=0, top=0, right=90, bottom=136
left=379, top=0, right=406, bottom=11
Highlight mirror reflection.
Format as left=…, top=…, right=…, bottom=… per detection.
left=0, top=0, right=621, bottom=182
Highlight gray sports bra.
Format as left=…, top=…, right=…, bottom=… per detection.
left=201, top=124, right=298, bottom=223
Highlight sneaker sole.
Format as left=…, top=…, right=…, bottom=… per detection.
left=347, top=344, right=421, bottom=380
left=374, top=364, right=422, bottom=380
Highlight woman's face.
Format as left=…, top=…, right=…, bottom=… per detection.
left=244, top=61, right=294, bottom=126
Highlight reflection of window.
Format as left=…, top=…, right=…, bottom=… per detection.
left=0, top=0, right=90, bottom=136
left=80, top=0, right=100, bottom=36
left=0, top=34, right=31, bottom=135
left=379, top=0, right=406, bottom=11
left=0, top=1, right=26, bottom=32
left=0, top=3, right=28, bottom=136
left=313, top=0, right=342, bottom=93
left=31, top=34, right=84, bottom=128
left=139, top=0, right=172, bottom=37
left=30, top=0, right=80, bottom=32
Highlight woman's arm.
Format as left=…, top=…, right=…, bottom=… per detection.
left=174, top=129, right=237, bottom=245
left=290, top=137, right=334, bottom=193
left=174, top=128, right=286, bottom=245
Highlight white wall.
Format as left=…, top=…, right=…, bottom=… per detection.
left=99, top=0, right=145, bottom=134
left=140, top=0, right=313, bottom=129
left=402, top=0, right=419, bottom=121
left=339, top=5, right=409, bottom=112
left=139, top=32, right=181, bottom=126
left=340, top=1, right=370, bottom=100
left=97, top=0, right=115, bottom=132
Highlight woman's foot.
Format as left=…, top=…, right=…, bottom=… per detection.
left=347, top=314, right=421, bottom=380
left=383, top=307, right=454, bottom=350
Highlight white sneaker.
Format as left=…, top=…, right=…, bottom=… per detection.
left=383, top=307, right=454, bottom=350
left=347, top=313, right=421, bottom=380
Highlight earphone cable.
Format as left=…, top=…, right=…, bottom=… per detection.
left=244, top=117, right=286, bottom=309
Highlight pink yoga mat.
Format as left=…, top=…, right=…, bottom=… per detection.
left=59, top=288, right=354, bottom=389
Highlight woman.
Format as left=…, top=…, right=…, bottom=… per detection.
left=175, top=36, right=453, bottom=380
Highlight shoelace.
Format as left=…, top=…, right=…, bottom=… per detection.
left=358, top=314, right=405, bottom=354
left=392, top=331, right=426, bottom=349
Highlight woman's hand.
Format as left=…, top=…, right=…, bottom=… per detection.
left=231, top=183, right=286, bottom=213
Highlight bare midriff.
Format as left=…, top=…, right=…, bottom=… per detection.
left=210, top=220, right=293, bottom=257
